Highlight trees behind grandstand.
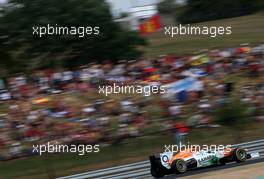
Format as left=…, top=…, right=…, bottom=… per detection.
left=177, top=0, right=264, bottom=24
left=0, top=0, right=146, bottom=72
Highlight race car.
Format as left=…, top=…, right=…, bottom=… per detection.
left=149, top=147, right=259, bottom=178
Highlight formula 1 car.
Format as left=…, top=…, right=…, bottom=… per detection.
left=149, top=147, right=259, bottom=178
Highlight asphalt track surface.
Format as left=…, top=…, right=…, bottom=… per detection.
left=153, top=158, right=264, bottom=179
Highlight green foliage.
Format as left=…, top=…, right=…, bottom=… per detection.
left=0, top=0, right=146, bottom=71
left=143, top=14, right=264, bottom=57
left=178, top=0, right=264, bottom=23
left=214, top=98, right=250, bottom=127
left=120, top=12, right=128, bottom=18
left=157, top=0, right=177, bottom=14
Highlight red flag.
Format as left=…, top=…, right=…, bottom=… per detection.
left=139, top=14, right=162, bottom=34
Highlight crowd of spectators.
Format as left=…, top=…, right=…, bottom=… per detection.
left=0, top=44, right=263, bottom=160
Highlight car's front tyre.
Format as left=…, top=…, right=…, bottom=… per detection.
left=233, top=148, right=247, bottom=162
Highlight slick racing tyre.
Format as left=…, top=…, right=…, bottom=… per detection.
left=218, top=158, right=226, bottom=165
left=233, top=148, right=247, bottom=162
left=150, top=166, right=165, bottom=178
left=171, top=159, right=187, bottom=174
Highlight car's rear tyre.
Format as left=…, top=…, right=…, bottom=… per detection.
left=233, top=148, right=247, bottom=162
left=171, top=159, right=187, bottom=174
left=150, top=166, right=164, bottom=178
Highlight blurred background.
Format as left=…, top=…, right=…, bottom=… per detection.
left=0, top=0, right=263, bottom=178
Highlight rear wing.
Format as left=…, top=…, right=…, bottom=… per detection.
left=149, top=152, right=173, bottom=169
